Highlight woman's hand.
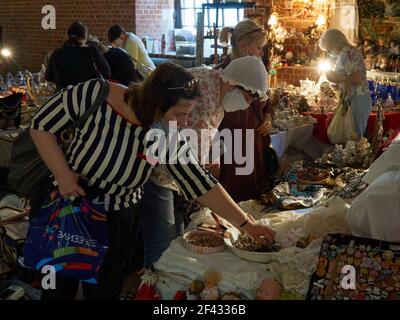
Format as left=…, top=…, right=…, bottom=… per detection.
left=30, top=129, right=86, bottom=200
left=241, top=218, right=276, bottom=245
left=197, top=184, right=275, bottom=244
left=256, top=116, right=272, bottom=136
left=56, top=170, right=86, bottom=199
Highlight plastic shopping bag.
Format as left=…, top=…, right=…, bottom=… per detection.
left=23, top=193, right=109, bottom=284
left=327, top=93, right=357, bottom=144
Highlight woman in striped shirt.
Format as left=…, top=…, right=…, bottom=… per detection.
left=30, top=63, right=275, bottom=299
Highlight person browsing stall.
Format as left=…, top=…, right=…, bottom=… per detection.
left=319, top=29, right=372, bottom=139
left=103, top=28, right=142, bottom=86
left=45, top=21, right=110, bottom=91
left=141, top=56, right=270, bottom=267
left=29, top=62, right=275, bottom=300
left=215, top=19, right=275, bottom=202
left=108, top=24, right=155, bottom=79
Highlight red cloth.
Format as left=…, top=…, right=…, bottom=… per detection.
left=134, top=283, right=161, bottom=300
left=303, top=112, right=334, bottom=144
left=303, top=111, right=400, bottom=144
left=367, top=112, right=400, bottom=138
left=173, top=291, right=187, bottom=300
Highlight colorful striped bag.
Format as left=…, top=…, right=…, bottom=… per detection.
left=23, top=192, right=109, bottom=284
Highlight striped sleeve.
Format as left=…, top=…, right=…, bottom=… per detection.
left=30, top=79, right=102, bottom=134
left=164, top=135, right=217, bottom=200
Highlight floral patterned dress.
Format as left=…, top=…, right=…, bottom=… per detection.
left=150, top=67, right=223, bottom=191
left=335, top=45, right=372, bottom=138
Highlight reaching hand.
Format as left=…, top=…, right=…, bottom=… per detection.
left=56, top=170, right=86, bottom=199
left=256, top=117, right=272, bottom=137
left=241, top=219, right=276, bottom=245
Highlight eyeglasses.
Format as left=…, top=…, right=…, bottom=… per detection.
left=237, top=27, right=264, bottom=41
left=168, top=78, right=199, bottom=98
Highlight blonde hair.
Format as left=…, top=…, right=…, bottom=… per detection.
left=219, top=19, right=267, bottom=57
left=319, top=29, right=350, bottom=52
left=203, top=270, right=222, bottom=285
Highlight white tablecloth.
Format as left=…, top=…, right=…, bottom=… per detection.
left=270, top=123, right=314, bottom=158
left=0, top=129, right=20, bottom=168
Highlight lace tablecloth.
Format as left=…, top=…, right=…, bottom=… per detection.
left=153, top=198, right=350, bottom=299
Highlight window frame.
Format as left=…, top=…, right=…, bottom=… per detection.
left=174, top=0, right=244, bottom=30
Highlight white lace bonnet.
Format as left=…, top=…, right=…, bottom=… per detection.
left=218, top=56, right=269, bottom=101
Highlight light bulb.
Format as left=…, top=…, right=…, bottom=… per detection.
left=1, top=48, right=12, bottom=58
left=268, top=14, right=278, bottom=26
left=316, top=15, right=326, bottom=27
left=318, top=59, right=332, bottom=72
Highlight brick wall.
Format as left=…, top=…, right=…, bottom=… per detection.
left=253, top=0, right=325, bottom=86
left=276, top=66, right=320, bottom=87
left=0, top=0, right=135, bottom=74
left=135, top=0, right=174, bottom=48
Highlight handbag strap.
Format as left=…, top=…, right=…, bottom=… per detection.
left=69, top=78, right=109, bottom=130
left=88, top=45, right=104, bottom=80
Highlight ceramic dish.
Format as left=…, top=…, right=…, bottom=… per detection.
left=296, top=168, right=330, bottom=185
left=224, top=227, right=276, bottom=264
left=182, top=230, right=225, bottom=254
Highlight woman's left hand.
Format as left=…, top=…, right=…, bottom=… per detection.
left=256, top=116, right=272, bottom=136
left=241, top=219, right=276, bottom=245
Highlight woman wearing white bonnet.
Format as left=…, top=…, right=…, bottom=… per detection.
left=140, top=56, right=269, bottom=268
left=219, top=55, right=268, bottom=111
left=216, top=20, right=273, bottom=204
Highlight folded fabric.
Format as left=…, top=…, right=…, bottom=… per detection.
left=363, top=140, right=400, bottom=185
left=347, top=169, right=400, bottom=242
left=154, top=239, right=272, bottom=299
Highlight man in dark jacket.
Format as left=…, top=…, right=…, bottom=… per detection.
left=104, top=46, right=142, bottom=86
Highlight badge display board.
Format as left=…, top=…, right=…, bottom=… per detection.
left=307, top=233, right=400, bottom=300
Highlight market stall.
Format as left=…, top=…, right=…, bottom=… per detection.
left=303, top=110, right=400, bottom=144
left=136, top=135, right=400, bottom=301
left=0, top=69, right=53, bottom=169
left=270, top=122, right=315, bottom=158
left=1, top=0, right=400, bottom=303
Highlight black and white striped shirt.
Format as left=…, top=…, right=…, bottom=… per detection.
left=30, top=79, right=217, bottom=211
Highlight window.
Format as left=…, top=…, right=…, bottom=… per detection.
left=175, top=0, right=245, bottom=30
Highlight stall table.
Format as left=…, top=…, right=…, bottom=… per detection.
left=270, top=123, right=314, bottom=158
left=153, top=204, right=320, bottom=300
left=303, top=111, right=400, bottom=144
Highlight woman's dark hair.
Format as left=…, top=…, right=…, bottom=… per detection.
left=65, top=21, right=88, bottom=46
left=108, top=24, right=125, bottom=43
left=124, top=62, right=201, bottom=128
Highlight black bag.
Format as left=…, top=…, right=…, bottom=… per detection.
left=88, top=45, right=104, bottom=80
left=0, top=93, right=23, bottom=128
left=7, top=79, right=109, bottom=198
